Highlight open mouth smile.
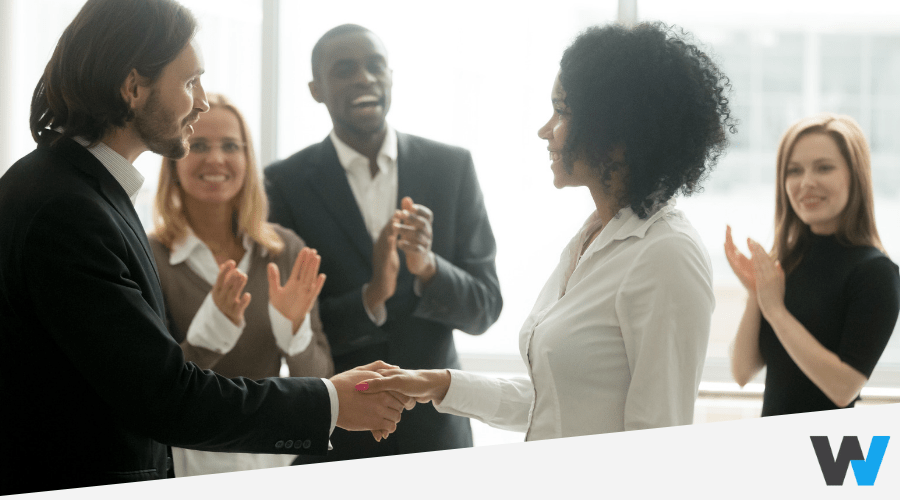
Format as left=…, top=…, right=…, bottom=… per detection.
left=351, top=94, right=384, bottom=109
left=199, top=174, right=229, bottom=183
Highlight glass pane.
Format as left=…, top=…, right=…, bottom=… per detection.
left=871, top=103, right=900, bottom=155
left=821, top=34, right=862, bottom=94
left=872, top=36, right=900, bottom=97
left=760, top=33, right=803, bottom=94
left=640, top=0, right=900, bottom=385
left=8, top=0, right=86, bottom=172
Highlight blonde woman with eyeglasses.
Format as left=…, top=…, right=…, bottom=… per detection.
left=150, top=93, right=334, bottom=476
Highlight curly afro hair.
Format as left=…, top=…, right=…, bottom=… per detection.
left=559, top=22, right=736, bottom=218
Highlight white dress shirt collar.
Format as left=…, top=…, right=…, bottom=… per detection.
left=70, top=136, right=145, bottom=204
left=168, top=227, right=260, bottom=269
left=583, top=198, right=677, bottom=257
left=563, top=198, right=677, bottom=297
left=329, top=125, right=398, bottom=176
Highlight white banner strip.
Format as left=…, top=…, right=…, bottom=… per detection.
left=16, top=403, right=900, bottom=499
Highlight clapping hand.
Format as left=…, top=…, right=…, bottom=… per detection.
left=330, top=361, right=416, bottom=442
left=724, top=225, right=756, bottom=292
left=364, top=215, right=401, bottom=312
left=747, top=238, right=787, bottom=321
left=212, top=260, right=251, bottom=326
left=268, top=247, right=326, bottom=333
left=397, top=197, right=437, bottom=283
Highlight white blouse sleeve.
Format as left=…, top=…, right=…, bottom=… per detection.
left=433, top=369, right=535, bottom=433
left=268, top=304, right=313, bottom=356
left=615, top=232, right=714, bottom=430
left=185, top=292, right=245, bottom=354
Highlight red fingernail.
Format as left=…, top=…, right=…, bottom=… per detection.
left=355, top=382, right=369, bottom=391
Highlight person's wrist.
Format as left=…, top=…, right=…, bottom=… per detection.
left=763, top=302, right=789, bottom=325
left=745, top=293, right=759, bottom=308
left=364, top=282, right=386, bottom=311
left=225, top=311, right=242, bottom=326
left=426, top=369, right=451, bottom=404
left=414, top=252, right=437, bottom=284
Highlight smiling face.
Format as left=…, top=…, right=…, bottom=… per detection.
left=537, top=73, right=594, bottom=189
left=133, top=40, right=208, bottom=159
left=784, top=132, right=852, bottom=235
left=309, top=30, right=392, bottom=142
left=174, top=106, right=247, bottom=208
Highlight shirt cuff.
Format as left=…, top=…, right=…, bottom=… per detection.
left=322, top=378, right=338, bottom=451
left=361, top=283, right=387, bottom=326
left=185, top=293, right=245, bottom=354
left=433, top=369, right=502, bottom=418
left=268, top=304, right=313, bottom=356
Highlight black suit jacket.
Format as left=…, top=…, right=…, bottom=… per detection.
left=0, top=132, right=331, bottom=495
left=265, top=132, right=502, bottom=456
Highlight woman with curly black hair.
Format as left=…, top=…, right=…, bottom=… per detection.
left=355, top=22, right=734, bottom=439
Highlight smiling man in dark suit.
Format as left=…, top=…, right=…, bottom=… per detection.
left=0, top=2, right=409, bottom=495
left=265, top=24, right=503, bottom=462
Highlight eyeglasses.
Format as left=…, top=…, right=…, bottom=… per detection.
left=188, top=140, right=246, bottom=156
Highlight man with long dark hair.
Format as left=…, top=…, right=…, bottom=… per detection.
left=0, top=0, right=408, bottom=494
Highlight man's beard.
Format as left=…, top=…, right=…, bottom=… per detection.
left=134, top=89, right=195, bottom=159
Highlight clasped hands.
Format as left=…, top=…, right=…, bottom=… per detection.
left=331, top=363, right=451, bottom=441
left=212, top=247, right=326, bottom=333
left=364, top=196, right=437, bottom=312
left=724, top=225, right=787, bottom=321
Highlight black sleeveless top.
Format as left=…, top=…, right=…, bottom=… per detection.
left=759, top=234, right=900, bottom=416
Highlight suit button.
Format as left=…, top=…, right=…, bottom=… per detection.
left=284, top=440, right=293, bottom=449
left=293, top=440, right=303, bottom=449
left=303, top=440, right=311, bottom=449
left=275, top=440, right=284, bottom=449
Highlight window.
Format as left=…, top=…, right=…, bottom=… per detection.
left=639, top=0, right=900, bottom=386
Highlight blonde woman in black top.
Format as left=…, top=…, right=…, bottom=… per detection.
left=726, top=113, right=900, bottom=415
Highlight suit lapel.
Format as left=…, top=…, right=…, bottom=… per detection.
left=396, top=132, right=428, bottom=210
left=308, top=137, right=373, bottom=264
left=42, top=132, right=161, bottom=280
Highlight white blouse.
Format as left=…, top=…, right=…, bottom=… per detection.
left=434, top=200, right=714, bottom=440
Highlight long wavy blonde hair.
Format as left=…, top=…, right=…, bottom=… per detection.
left=774, top=113, right=884, bottom=273
left=153, top=93, right=284, bottom=255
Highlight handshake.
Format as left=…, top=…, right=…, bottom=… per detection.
left=329, top=361, right=452, bottom=441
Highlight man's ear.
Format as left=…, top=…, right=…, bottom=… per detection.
left=121, top=69, right=151, bottom=111
left=309, top=80, right=324, bottom=103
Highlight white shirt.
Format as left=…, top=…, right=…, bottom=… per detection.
left=330, top=127, right=399, bottom=242
left=434, top=200, right=714, bottom=439
left=330, top=127, right=399, bottom=326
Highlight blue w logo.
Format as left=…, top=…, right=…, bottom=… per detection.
left=810, top=436, right=890, bottom=486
